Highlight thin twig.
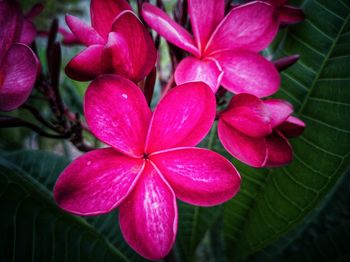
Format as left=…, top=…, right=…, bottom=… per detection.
left=0, top=115, right=71, bottom=139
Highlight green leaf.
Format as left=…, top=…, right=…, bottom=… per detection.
left=0, top=157, right=130, bottom=262
left=174, top=202, right=221, bottom=261
left=223, top=0, right=350, bottom=259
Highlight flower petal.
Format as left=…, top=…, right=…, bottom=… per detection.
left=150, top=147, right=241, bottom=206
left=65, top=15, right=105, bottom=46
left=265, top=131, right=293, bottom=167
left=54, top=148, right=145, bottom=216
left=264, top=98, right=293, bottom=128
left=221, top=94, right=272, bottom=137
left=204, top=1, right=278, bottom=55
left=85, top=75, right=151, bottom=157
left=279, top=6, right=305, bottom=25
left=65, top=44, right=103, bottom=81
left=277, top=116, right=305, bottom=138
left=101, top=11, right=157, bottom=83
left=218, top=119, right=267, bottom=167
left=142, top=3, right=200, bottom=57
left=58, top=27, right=82, bottom=46
left=0, top=43, right=39, bottom=111
left=90, top=0, right=131, bottom=39
left=0, top=0, right=21, bottom=58
left=213, top=50, right=280, bottom=97
left=188, top=0, right=224, bottom=52
left=145, top=82, right=216, bottom=153
left=119, top=162, right=177, bottom=260
left=174, top=56, right=223, bottom=93
left=19, top=20, right=36, bottom=45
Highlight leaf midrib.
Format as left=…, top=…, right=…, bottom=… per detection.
left=297, top=11, right=350, bottom=115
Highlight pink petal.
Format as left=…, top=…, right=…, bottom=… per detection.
left=264, top=98, right=293, bottom=128
left=279, top=6, right=305, bottom=25
left=0, top=43, right=39, bottom=111
left=212, top=50, right=280, bottom=97
left=277, top=116, right=305, bottom=138
left=188, top=0, right=224, bottom=52
left=119, top=162, right=177, bottom=260
left=174, top=56, right=223, bottom=93
left=0, top=0, right=21, bottom=58
left=145, top=82, right=216, bottom=153
left=204, top=1, right=278, bottom=55
left=58, top=27, right=82, bottom=45
left=25, top=3, right=44, bottom=20
left=101, top=11, right=157, bottom=83
left=84, top=75, right=151, bottom=158
left=65, top=15, right=105, bottom=46
left=90, top=0, right=131, bottom=39
left=65, top=44, right=103, bottom=81
left=218, top=119, right=267, bottom=167
left=265, top=131, right=293, bottom=167
left=150, top=147, right=241, bottom=206
left=19, top=20, right=36, bottom=45
left=142, top=3, right=200, bottom=57
left=221, top=94, right=272, bottom=138
left=54, top=148, right=145, bottom=216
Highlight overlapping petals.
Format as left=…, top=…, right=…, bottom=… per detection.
left=218, top=94, right=305, bottom=167
left=65, top=0, right=156, bottom=82
left=142, top=0, right=279, bottom=97
left=54, top=75, right=241, bottom=259
left=174, top=57, right=224, bottom=93
left=0, top=0, right=40, bottom=111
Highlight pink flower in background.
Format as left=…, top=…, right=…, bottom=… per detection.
left=54, top=75, right=241, bottom=260
left=218, top=93, right=305, bottom=168
left=0, top=0, right=40, bottom=112
left=65, top=0, right=156, bottom=82
left=20, top=3, right=44, bottom=45
left=263, top=0, right=305, bottom=25
left=142, top=0, right=280, bottom=97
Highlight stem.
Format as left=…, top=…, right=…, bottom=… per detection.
left=160, top=75, right=175, bottom=100
left=207, top=122, right=218, bottom=150
left=0, top=115, right=71, bottom=139
left=20, top=104, right=57, bottom=130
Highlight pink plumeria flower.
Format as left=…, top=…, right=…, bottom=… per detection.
left=65, top=0, right=156, bottom=83
left=263, top=0, right=305, bottom=25
left=142, top=0, right=280, bottom=97
left=20, top=3, right=44, bottom=45
left=53, top=75, right=241, bottom=260
left=218, top=93, right=305, bottom=167
left=0, top=0, right=40, bottom=111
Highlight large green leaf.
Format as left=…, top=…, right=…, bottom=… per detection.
left=223, top=0, right=350, bottom=259
left=0, top=157, right=130, bottom=262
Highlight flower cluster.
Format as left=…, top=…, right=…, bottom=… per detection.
left=0, top=0, right=41, bottom=111
left=50, top=0, right=306, bottom=260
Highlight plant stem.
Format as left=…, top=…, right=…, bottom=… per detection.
left=207, top=122, right=218, bottom=150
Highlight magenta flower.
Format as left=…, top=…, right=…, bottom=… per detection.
left=53, top=75, right=241, bottom=260
left=20, top=3, right=44, bottom=45
left=142, top=0, right=280, bottom=97
left=0, top=0, right=40, bottom=112
left=262, top=0, right=305, bottom=25
left=218, top=93, right=305, bottom=168
left=65, top=0, right=156, bottom=83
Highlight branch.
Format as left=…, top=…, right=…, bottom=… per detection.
left=0, top=115, right=71, bottom=139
